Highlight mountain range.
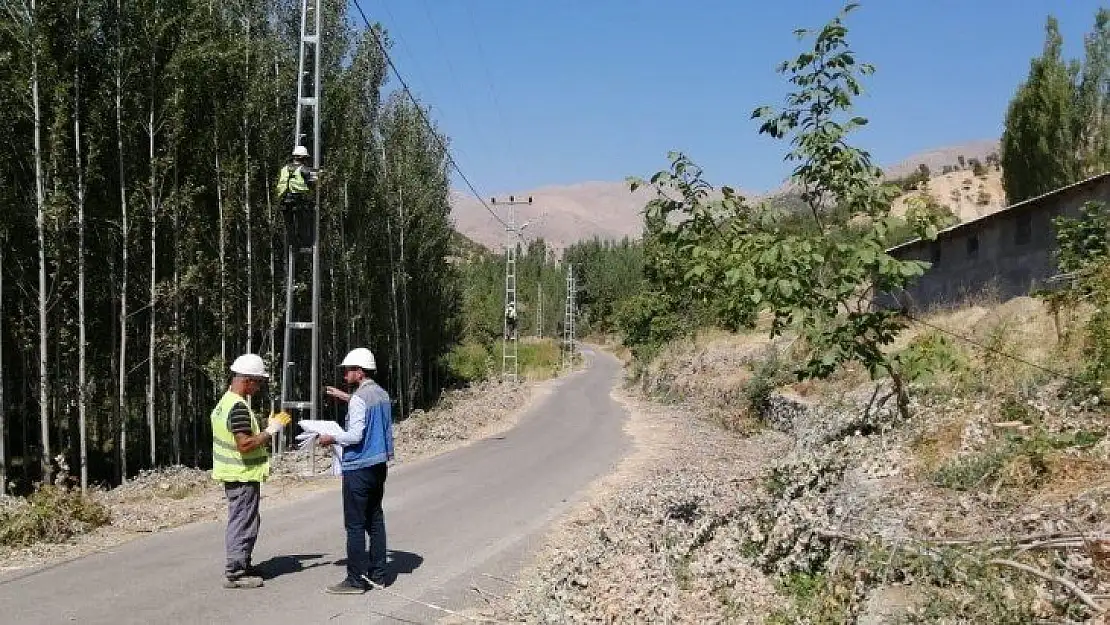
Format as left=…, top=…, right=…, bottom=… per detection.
left=449, top=139, right=1003, bottom=252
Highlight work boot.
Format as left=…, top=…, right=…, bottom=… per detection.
left=223, top=575, right=264, bottom=589
left=325, top=579, right=367, bottom=595
left=224, top=566, right=264, bottom=589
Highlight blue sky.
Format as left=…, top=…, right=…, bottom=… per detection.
left=359, top=1, right=1106, bottom=196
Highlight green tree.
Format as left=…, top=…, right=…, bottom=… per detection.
left=631, top=3, right=937, bottom=415
left=1001, top=10, right=1110, bottom=203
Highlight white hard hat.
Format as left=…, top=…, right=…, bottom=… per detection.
left=339, top=347, right=376, bottom=371
left=230, top=353, right=269, bottom=380
left=292, top=145, right=309, bottom=158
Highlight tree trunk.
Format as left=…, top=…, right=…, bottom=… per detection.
left=0, top=245, right=6, bottom=492
left=243, top=15, right=252, bottom=354
left=171, top=120, right=181, bottom=467
left=147, top=81, right=157, bottom=469
left=32, top=0, right=51, bottom=482
left=386, top=212, right=403, bottom=417
left=75, top=2, right=88, bottom=489
left=117, top=0, right=130, bottom=481
left=215, top=133, right=226, bottom=367
left=398, top=184, right=414, bottom=410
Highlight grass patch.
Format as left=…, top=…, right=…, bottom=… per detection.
left=444, top=338, right=568, bottom=383
left=0, top=485, right=111, bottom=548
left=517, top=339, right=564, bottom=380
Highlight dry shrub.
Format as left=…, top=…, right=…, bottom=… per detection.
left=911, top=419, right=966, bottom=474
left=0, top=485, right=111, bottom=548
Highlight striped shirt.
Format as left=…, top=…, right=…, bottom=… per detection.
left=227, top=403, right=258, bottom=437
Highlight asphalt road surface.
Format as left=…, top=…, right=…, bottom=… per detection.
left=0, top=347, right=629, bottom=624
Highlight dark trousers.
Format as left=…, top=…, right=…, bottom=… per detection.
left=282, top=194, right=314, bottom=249
left=224, top=481, right=261, bottom=578
left=342, top=463, right=388, bottom=587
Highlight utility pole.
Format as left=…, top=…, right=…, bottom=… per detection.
left=491, top=195, right=532, bottom=383
left=562, top=264, right=576, bottom=370
left=280, top=0, right=322, bottom=476
left=535, top=283, right=542, bottom=339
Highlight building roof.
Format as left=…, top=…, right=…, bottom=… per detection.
left=886, top=171, right=1110, bottom=253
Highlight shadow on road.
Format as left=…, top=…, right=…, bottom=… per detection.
left=334, top=549, right=424, bottom=585
left=253, top=553, right=328, bottom=580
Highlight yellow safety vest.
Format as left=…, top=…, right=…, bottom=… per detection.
left=276, top=164, right=310, bottom=196
left=210, top=391, right=270, bottom=483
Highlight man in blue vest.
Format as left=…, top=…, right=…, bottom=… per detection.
left=317, top=347, right=395, bottom=594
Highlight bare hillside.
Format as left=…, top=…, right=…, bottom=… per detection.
left=450, top=181, right=656, bottom=252
left=450, top=140, right=1007, bottom=251
left=883, top=138, right=999, bottom=179
left=892, top=167, right=1007, bottom=223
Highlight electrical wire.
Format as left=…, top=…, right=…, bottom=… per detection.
left=351, top=0, right=508, bottom=229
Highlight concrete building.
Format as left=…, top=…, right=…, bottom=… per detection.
left=886, top=172, right=1110, bottom=311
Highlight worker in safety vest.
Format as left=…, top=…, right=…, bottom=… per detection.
left=505, top=301, right=518, bottom=339
left=276, top=145, right=317, bottom=250
left=210, top=353, right=290, bottom=589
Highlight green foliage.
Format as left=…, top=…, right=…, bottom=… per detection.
left=443, top=342, right=494, bottom=384
left=1001, top=10, right=1110, bottom=202
left=628, top=3, right=936, bottom=413
left=1054, top=201, right=1110, bottom=275
left=744, top=348, right=790, bottom=418
left=562, top=237, right=644, bottom=335
left=613, top=291, right=686, bottom=361
left=883, top=195, right=960, bottom=247
left=0, top=485, right=111, bottom=547
left=892, top=332, right=968, bottom=383
left=1044, top=202, right=1110, bottom=392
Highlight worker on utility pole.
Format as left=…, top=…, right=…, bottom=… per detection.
left=505, top=301, right=518, bottom=340
left=317, top=348, right=395, bottom=594
left=275, top=145, right=317, bottom=249
left=210, top=353, right=290, bottom=589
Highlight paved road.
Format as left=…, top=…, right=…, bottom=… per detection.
left=0, top=348, right=627, bottom=625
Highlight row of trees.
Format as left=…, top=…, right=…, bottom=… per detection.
left=456, top=239, right=568, bottom=348
left=0, top=0, right=459, bottom=492
left=1002, top=8, right=1110, bottom=203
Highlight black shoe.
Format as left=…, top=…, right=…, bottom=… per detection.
left=325, top=579, right=367, bottom=595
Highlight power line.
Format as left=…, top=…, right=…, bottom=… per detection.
left=351, top=0, right=508, bottom=229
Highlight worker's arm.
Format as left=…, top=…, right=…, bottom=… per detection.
left=234, top=430, right=270, bottom=454
left=229, top=405, right=288, bottom=453
left=318, top=394, right=367, bottom=447
left=325, top=386, right=351, bottom=402
left=275, top=165, right=289, bottom=197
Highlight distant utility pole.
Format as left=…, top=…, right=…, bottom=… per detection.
left=535, top=283, right=543, bottom=339
left=491, top=195, right=532, bottom=383
left=562, top=264, right=576, bottom=370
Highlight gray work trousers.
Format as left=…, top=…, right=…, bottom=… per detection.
left=223, top=481, right=261, bottom=578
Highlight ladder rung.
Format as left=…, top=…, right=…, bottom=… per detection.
left=283, top=401, right=313, bottom=411
left=300, top=97, right=317, bottom=106
left=303, top=35, right=318, bottom=44
left=289, top=321, right=314, bottom=330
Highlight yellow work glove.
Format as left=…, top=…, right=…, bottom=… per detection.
left=265, top=411, right=292, bottom=436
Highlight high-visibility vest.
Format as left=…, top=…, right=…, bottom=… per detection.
left=210, top=391, right=270, bottom=483
left=276, top=164, right=310, bottom=196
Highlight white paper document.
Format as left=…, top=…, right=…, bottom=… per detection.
left=296, top=420, right=345, bottom=475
